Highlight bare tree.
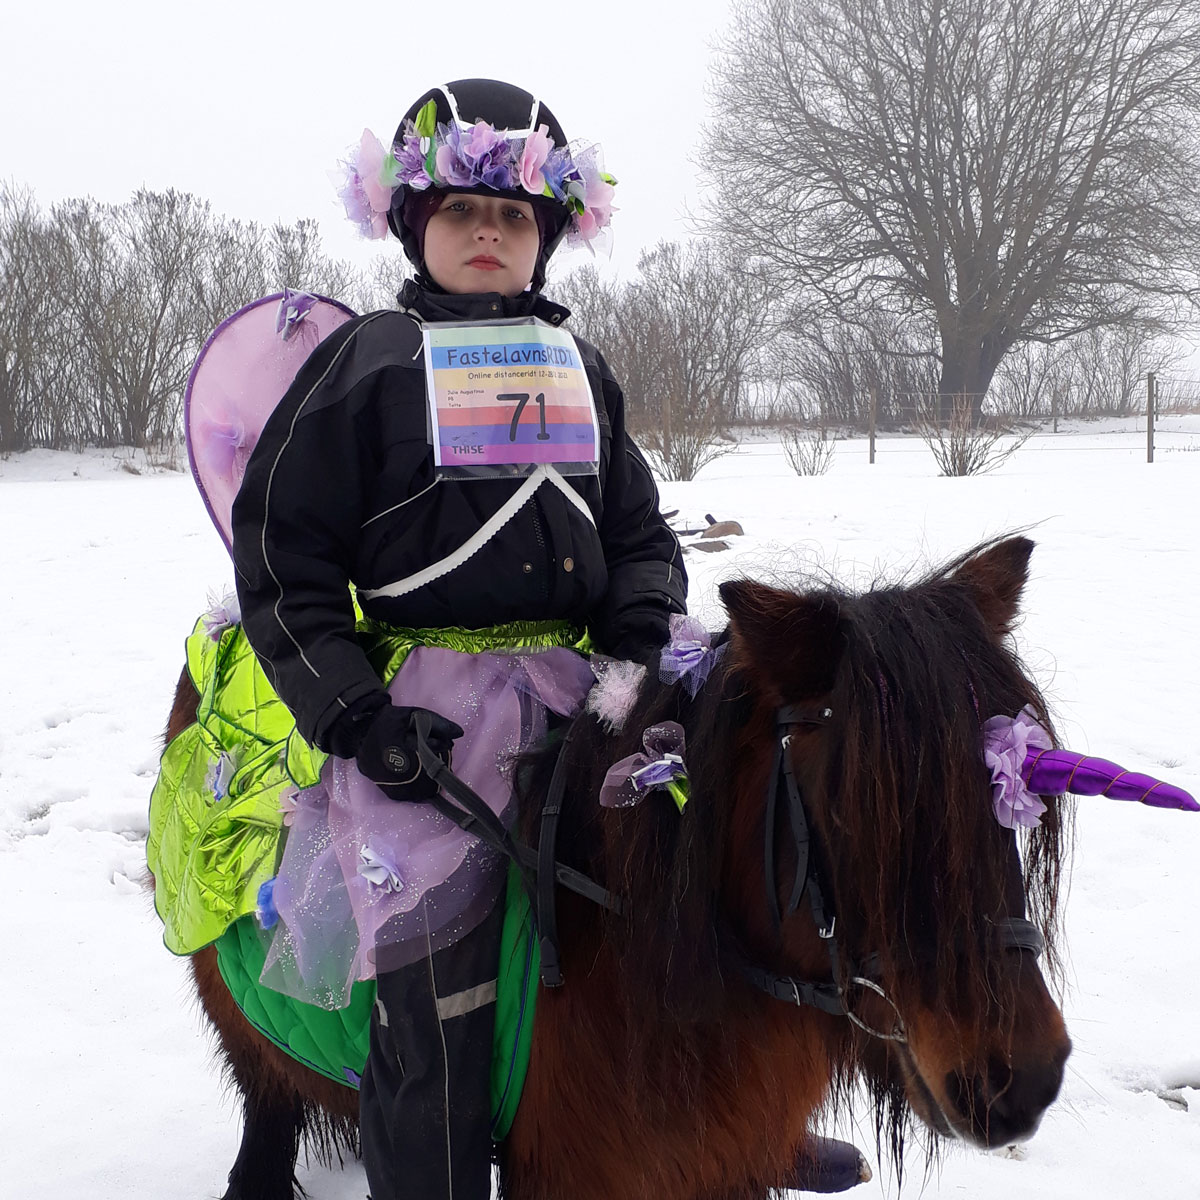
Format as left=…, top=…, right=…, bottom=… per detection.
left=557, top=241, right=771, bottom=479
left=761, top=309, right=938, bottom=429
left=0, top=185, right=70, bottom=452
left=50, top=190, right=215, bottom=447
left=918, top=394, right=1034, bottom=474
left=705, top=0, right=1200, bottom=416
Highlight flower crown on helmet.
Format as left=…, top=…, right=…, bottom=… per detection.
left=335, top=99, right=616, bottom=252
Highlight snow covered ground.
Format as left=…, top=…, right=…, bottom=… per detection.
left=2, top=420, right=1198, bottom=1199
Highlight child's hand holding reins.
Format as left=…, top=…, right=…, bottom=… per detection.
left=355, top=705, right=464, bottom=800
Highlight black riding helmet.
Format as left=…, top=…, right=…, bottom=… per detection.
left=387, top=79, right=574, bottom=291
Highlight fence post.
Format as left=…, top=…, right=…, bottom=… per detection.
left=869, top=386, right=877, bottom=464
left=1147, top=372, right=1156, bottom=464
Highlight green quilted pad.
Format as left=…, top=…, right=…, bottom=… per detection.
left=214, top=865, right=539, bottom=1139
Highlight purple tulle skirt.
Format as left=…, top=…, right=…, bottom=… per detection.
left=261, top=645, right=595, bottom=1009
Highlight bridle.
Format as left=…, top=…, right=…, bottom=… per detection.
left=726, top=703, right=1047, bottom=1044
left=413, top=701, right=1047, bottom=1035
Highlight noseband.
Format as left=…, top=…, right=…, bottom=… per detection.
left=730, top=704, right=1046, bottom=1043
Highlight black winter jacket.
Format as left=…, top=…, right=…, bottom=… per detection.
left=231, top=284, right=686, bottom=755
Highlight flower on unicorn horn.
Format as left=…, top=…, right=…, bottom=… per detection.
left=983, top=706, right=1053, bottom=829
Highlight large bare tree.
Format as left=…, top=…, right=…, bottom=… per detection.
left=705, top=0, right=1200, bottom=412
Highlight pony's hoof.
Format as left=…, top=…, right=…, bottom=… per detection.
left=783, top=1136, right=872, bottom=1193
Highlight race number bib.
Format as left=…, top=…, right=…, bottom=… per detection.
left=422, top=318, right=600, bottom=478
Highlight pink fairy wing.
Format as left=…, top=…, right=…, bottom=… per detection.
left=185, top=293, right=357, bottom=553
left=1024, top=748, right=1199, bottom=812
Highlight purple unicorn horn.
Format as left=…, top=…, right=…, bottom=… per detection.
left=1025, top=748, right=1199, bottom=813
left=984, top=707, right=1198, bottom=829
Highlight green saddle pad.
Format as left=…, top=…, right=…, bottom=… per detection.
left=214, top=865, right=539, bottom=1141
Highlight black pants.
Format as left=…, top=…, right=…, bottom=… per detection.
left=360, top=903, right=503, bottom=1200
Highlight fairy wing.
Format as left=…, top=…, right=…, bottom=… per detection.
left=185, top=291, right=358, bottom=553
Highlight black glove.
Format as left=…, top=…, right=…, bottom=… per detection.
left=354, top=705, right=464, bottom=801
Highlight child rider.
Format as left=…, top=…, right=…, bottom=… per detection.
left=231, top=78, right=687, bottom=1200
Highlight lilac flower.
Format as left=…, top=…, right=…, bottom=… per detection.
left=278, top=788, right=300, bottom=828
left=358, top=839, right=405, bottom=893
left=541, top=147, right=577, bottom=202
left=566, top=143, right=616, bottom=247
left=256, top=877, right=279, bottom=929
left=275, top=289, right=317, bottom=342
left=333, top=129, right=396, bottom=240
left=659, top=613, right=725, bottom=697
left=519, top=124, right=554, bottom=194
left=336, top=166, right=389, bottom=240
left=983, top=705, right=1053, bottom=829
left=202, top=590, right=241, bottom=640
left=393, top=130, right=433, bottom=190
left=600, top=722, right=689, bottom=810
left=434, top=123, right=478, bottom=188
left=460, top=120, right=517, bottom=189
left=586, top=658, right=646, bottom=732
left=206, top=750, right=238, bottom=805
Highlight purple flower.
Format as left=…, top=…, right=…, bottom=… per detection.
left=659, top=613, right=726, bottom=697
left=460, top=120, right=517, bottom=189
left=336, top=167, right=389, bottom=239
left=333, top=129, right=396, bottom=240
left=256, top=877, right=279, bottom=929
left=202, top=590, right=241, bottom=640
left=206, top=750, right=238, bottom=805
left=358, top=839, right=405, bottom=893
left=434, top=123, right=478, bottom=188
left=542, top=147, right=577, bottom=202
left=983, top=705, right=1053, bottom=829
left=278, top=788, right=300, bottom=828
left=393, top=130, right=433, bottom=190
left=276, top=289, right=317, bottom=342
left=600, top=722, right=689, bottom=810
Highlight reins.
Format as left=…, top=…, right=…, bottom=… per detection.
left=411, top=710, right=620, bottom=989
left=411, top=701, right=1046, bottom=1035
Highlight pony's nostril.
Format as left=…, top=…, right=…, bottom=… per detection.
left=947, top=1057, right=1065, bottom=1147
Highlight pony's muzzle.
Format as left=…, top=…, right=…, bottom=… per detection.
left=945, top=1039, right=1071, bottom=1147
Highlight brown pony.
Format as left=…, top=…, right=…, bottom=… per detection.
left=161, top=535, right=1072, bottom=1199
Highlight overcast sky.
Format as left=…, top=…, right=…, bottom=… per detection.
left=5, top=0, right=737, bottom=282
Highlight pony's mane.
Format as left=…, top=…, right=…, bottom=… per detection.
left=518, top=544, right=1071, bottom=1155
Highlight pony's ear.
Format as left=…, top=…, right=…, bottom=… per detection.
left=951, top=536, right=1034, bottom=638
left=720, top=579, right=844, bottom=699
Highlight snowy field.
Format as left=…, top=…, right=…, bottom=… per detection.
left=2, top=419, right=1199, bottom=1199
